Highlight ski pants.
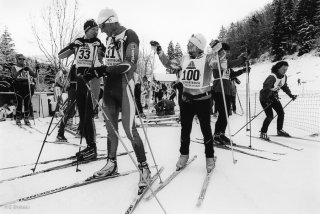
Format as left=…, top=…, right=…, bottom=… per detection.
left=58, top=86, right=77, bottom=136
left=13, top=82, right=34, bottom=119
left=260, top=100, right=284, bottom=133
left=102, top=81, right=147, bottom=163
left=230, top=95, right=236, bottom=112
left=213, top=92, right=231, bottom=134
left=180, top=98, right=214, bottom=158
left=76, top=77, right=96, bottom=147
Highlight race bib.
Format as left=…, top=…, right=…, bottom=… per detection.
left=75, top=44, right=96, bottom=67
left=104, top=32, right=126, bottom=66
left=180, top=57, right=206, bottom=89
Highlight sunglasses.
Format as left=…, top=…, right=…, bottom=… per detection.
left=18, top=58, right=26, bottom=61
left=99, top=15, right=115, bottom=28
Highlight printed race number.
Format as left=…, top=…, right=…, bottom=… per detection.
left=78, top=50, right=90, bottom=59
left=181, top=69, right=200, bottom=81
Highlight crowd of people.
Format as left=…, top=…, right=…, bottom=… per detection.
left=0, top=7, right=297, bottom=191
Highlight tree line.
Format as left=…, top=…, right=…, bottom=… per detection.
left=217, top=0, right=320, bottom=62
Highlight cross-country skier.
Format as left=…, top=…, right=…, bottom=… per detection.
left=210, top=41, right=248, bottom=145
left=11, top=54, right=37, bottom=126
left=84, top=8, right=151, bottom=189
left=55, top=65, right=77, bottom=142
left=259, top=61, right=297, bottom=140
left=150, top=34, right=216, bottom=173
left=57, top=19, right=105, bottom=161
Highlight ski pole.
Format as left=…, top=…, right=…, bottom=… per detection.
left=236, top=91, right=244, bottom=115
left=216, top=52, right=237, bottom=164
left=32, top=48, right=80, bottom=172
left=47, top=99, right=77, bottom=136
left=245, top=60, right=252, bottom=147
left=232, top=101, right=273, bottom=137
left=27, top=71, right=35, bottom=125
left=84, top=82, right=167, bottom=214
left=112, top=38, right=163, bottom=183
left=272, top=98, right=295, bottom=120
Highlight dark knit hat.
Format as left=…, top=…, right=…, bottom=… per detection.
left=84, top=19, right=98, bottom=33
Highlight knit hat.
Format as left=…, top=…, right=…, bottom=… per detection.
left=84, top=19, right=98, bottom=33
left=97, top=8, right=118, bottom=25
left=189, top=33, right=207, bottom=51
left=15, top=54, right=25, bottom=59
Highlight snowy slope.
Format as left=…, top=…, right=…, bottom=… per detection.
left=1, top=54, right=320, bottom=214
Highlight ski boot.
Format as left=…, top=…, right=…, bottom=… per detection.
left=219, top=133, right=231, bottom=145
left=24, top=118, right=31, bottom=126
left=176, top=154, right=189, bottom=170
left=213, top=133, right=225, bottom=145
left=277, top=130, right=290, bottom=137
left=76, top=145, right=97, bottom=161
left=138, top=161, right=151, bottom=194
left=260, top=132, right=270, bottom=141
left=56, top=134, right=68, bottom=142
left=206, top=157, right=216, bottom=173
left=16, top=118, right=22, bottom=126
left=93, top=158, right=118, bottom=178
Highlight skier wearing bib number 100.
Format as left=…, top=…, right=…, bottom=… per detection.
left=83, top=8, right=152, bottom=189
left=150, top=34, right=216, bottom=173
left=58, top=19, right=106, bottom=161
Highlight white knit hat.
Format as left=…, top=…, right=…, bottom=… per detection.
left=97, top=8, right=118, bottom=25
left=189, top=33, right=207, bottom=51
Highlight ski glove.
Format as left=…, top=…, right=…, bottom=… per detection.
left=209, top=39, right=223, bottom=53
left=290, top=94, right=298, bottom=101
left=150, top=41, right=162, bottom=54
left=83, top=69, right=99, bottom=82
left=70, top=39, right=84, bottom=49
left=269, top=96, right=279, bottom=103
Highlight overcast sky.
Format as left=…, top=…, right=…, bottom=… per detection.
left=0, top=0, right=273, bottom=57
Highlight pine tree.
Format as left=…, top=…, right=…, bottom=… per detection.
left=166, top=41, right=175, bottom=73
left=0, top=27, right=16, bottom=64
left=271, top=0, right=286, bottom=61
left=174, top=43, right=183, bottom=59
left=167, top=41, right=175, bottom=60
left=282, top=0, right=296, bottom=54
left=218, top=26, right=228, bottom=41
left=297, top=18, right=316, bottom=55
left=295, top=0, right=318, bottom=55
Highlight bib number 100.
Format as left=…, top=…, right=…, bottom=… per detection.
left=181, top=69, right=200, bottom=81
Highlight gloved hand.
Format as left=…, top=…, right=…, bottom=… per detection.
left=83, top=69, right=99, bottom=82
left=239, top=52, right=248, bottom=61
left=290, top=94, right=298, bottom=101
left=70, top=39, right=84, bottom=49
left=24, top=66, right=31, bottom=71
left=241, top=66, right=251, bottom=73
left=209, top=39, right=222, bottom=53
left=269, top=96, right=279, bottom=103
left=150, top=41, right=162, bottom=54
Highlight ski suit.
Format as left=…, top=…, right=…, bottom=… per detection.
left=58, top=37, right=104, bottom=147
left=11, top=66, right=37, bottom=120
left=101, top=29, right=147, bottom=162
left=158, top=51, right=215, bottom=158
left=211, top=55, right=246, bottom=135
left=260, top=72, right=294, bottom=133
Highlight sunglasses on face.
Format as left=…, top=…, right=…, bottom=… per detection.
left=18, top=58, right=26, bottom=61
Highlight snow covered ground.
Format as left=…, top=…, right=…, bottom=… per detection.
left=0, top=54, right=319, bottom=214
